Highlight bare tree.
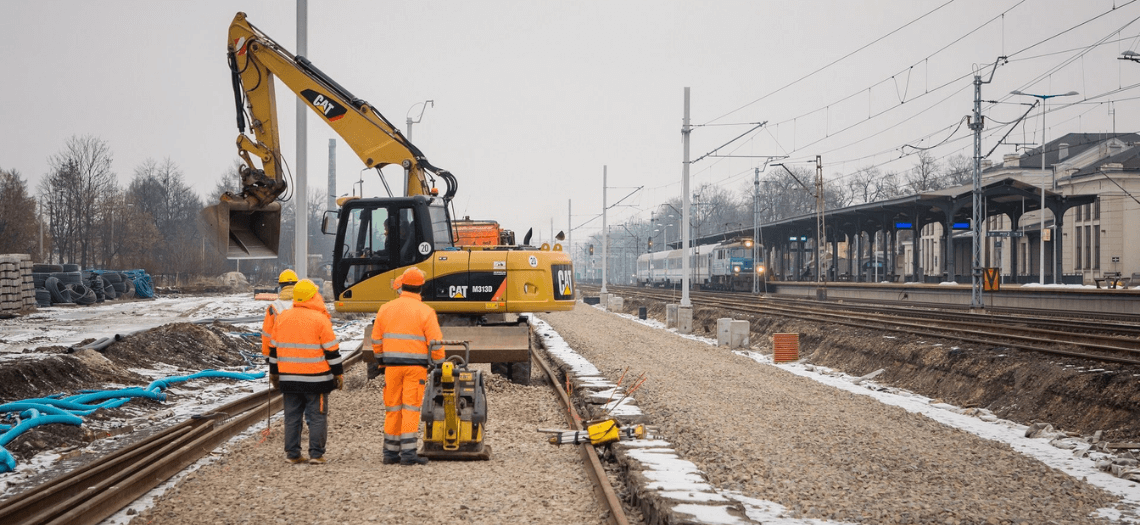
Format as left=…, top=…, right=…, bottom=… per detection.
left=846, top=166, right=901, bottom=204
left=212, top=160, right=243, bottom=200
left=39, top=136, right=117, bottom=267
left=902, top=150, right=944, bottom=194
left=942, top=154, right=973, bottom=187
left=0, top=168, right=43, bottom=256
left=128, top=158, right=204, bottom=275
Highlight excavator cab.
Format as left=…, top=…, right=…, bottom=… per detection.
left=331, top=195, right=451, bottom=300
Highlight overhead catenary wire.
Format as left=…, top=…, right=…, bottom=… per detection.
left=705, top=0, right=961, bottom=125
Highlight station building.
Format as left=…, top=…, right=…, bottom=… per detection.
left=716, top=133, right=1140, bottom=286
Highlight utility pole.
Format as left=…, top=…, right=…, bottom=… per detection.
left=681, top=88, right=692, bottom=309
left=969, top=66, right=986, bottom=310
left=753, top=167, right=760, bottom=294
left=327, top=139, right=336, bottom=213
left=815, top=155, right=826, bottom=300
left=601, top=166, right=608, bottom=294
left=295, top=0, right=308, bottom=279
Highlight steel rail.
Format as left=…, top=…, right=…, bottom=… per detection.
left=533, top=346, right=630, bottom=525
left=0, top=351, right=364, bottom=525
left=596, top=286, right=1140, bottom=366
left=759, top=295, right=1140, bottom=338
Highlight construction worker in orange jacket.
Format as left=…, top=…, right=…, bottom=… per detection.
left=269, top=279, right=343, bottom=464
left=261, top=269, right=298, bottom=357
left=369, top=266, right=443, bottom=466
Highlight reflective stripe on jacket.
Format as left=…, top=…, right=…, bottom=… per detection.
left=260, top=286, right=294, bottom=356
left=371, top=291, right=444, bottom=367
left=269, top=293, right=343, bottom=393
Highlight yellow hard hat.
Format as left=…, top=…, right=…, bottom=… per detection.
left=293, top=279, right=318, bottom=302
left=278, top=269, right=299, bottom=285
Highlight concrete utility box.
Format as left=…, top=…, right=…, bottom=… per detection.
left=608, top=296, right=624, bottom=311
left=599, top=292, right=610, bottom=309
left=716, top=318, right=733, bottom=346
left=677, top=305, right=693, bottom=334
left=729, top=320, right=750, bottom=348
left=717, top=318, right=750, bottom=348
left=666, top=304, right=678, bottom=328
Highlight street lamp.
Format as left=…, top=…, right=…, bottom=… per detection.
left=406, top=100, right=434, bottom=143
left=1011, top=89, right=1078, bottom=284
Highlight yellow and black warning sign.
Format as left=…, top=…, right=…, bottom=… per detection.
left=983, top=267, right=1000, bottom=292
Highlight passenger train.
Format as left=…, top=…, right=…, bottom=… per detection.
left=635, top=238, right=765, bottom=291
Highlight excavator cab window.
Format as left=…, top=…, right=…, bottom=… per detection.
left=332, top=196, right=441, bottom=299
left=341, top=207, right=391, bottom=289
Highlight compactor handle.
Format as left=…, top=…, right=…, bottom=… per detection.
left=429, top=340, right=472, bottom=367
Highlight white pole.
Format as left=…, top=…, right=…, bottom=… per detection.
left=1039, top=102, right=1046, bottom=285
left=681, top=88, right=692, bottom=307
left=601, top=166, right=608, bottom=294
left=295, top=0, right=308, bottom=280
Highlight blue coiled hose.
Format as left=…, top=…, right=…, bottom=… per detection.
left=0, top=369, right=265, bottom=473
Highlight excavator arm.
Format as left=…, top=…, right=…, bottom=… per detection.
left=204, top=11, right=456, bottom=258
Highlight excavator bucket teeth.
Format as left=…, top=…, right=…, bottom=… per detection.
left=201, top=201, right=282, bottom=260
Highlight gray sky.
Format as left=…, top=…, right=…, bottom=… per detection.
left=2, top=0, right=1138, bottom=245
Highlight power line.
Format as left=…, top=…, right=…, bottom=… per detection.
left=704, top=0, right=960, bottom=125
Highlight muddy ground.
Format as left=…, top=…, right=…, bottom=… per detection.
left=0, top=322, right=257, bottom=463
left=619, top=296, right=1140, bottom=443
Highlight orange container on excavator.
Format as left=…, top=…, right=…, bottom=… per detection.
left=453, top=218, right=513, bottom=246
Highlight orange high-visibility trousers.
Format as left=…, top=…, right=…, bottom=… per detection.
left=383, top=365, right=427, bottom=454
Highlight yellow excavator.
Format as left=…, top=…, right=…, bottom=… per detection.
left=204, top=12, right=575, bottom=385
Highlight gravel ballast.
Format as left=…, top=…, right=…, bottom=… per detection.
left=541, top=305, right=1123, bottom=525
left=132, top=363, right=606, bottom=524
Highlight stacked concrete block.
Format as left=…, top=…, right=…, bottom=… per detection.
left=607, top=295, right=624, bottom=311
left=0, top=254, right=35, bottom=315
left=716, top=318, right=750, bottom=348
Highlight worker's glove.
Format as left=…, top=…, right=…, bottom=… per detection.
left=335, top=375, right=345, bottom=390
left=269, top=374, right=280, bottom=390
left=367, top=363, right=383, bottom=380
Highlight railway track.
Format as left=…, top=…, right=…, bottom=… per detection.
left=592, top=285, right=1140, bottom=366
left=0, top=345, right=629, bottom=525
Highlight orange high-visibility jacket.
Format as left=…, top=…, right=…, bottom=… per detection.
left=260, top=285, right=294, bottom=356
left=371, top=291, right=444, bottom=367
left=270, top=293, right=342, bottom=393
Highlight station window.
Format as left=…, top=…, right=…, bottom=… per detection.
left=1075, top=227, right=1082, bottom=269
left=1094, top=197, right=1100, bottom=220
left=1094, top=227, right=1100, bottom=270
left=1085, top=225, right=1091, bottom=272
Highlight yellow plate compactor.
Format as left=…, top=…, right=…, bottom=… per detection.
left=419, top=341, right=491, bottom=460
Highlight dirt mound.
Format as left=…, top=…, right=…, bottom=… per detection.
left=616, top=297, right=1140, bottom=441
left=101, top=322, right=252, bottom=372
left=0, top=322, right=260, bottom=466
left=1, top=323, right=255, bottom=404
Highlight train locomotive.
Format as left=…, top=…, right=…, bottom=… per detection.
left=636, top=238, right=765, bottom=291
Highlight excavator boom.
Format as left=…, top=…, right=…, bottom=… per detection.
left=204, top=11, right=454, bottom=258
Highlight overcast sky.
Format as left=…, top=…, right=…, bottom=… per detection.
left=2, top=0, right=1138, bottom=246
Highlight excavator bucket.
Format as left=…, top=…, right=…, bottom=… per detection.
left=201, top=201, right=282, bottom=259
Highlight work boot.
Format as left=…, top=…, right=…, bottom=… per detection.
left=286, top=455, right=307, bottom=464
left=382, top=452, right=400, bottom=465
left=400, top=452, right=429, bottom=466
